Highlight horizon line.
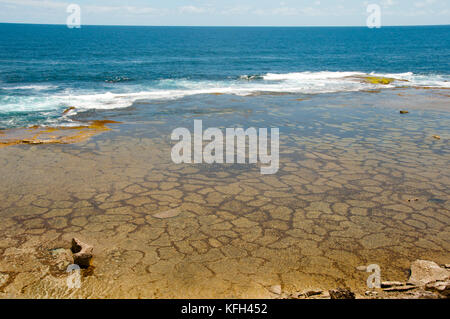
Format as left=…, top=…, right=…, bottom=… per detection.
left=0, top=22, right=449, bottom=28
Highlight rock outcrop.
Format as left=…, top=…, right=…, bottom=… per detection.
left=71, top=238, right=93, bottom=268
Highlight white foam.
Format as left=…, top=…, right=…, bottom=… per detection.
left=1, top=84, right=57, bottom=91
left=263, top=71, right=365, bottom=81
left=1, top=71, right=449, bottom=113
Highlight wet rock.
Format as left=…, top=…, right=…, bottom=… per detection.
left=425, top=280, right=450, bottom=297
left=383, top=285, right=416, bottom=292
left=291, top=290, right=324, bottom=298
left=381, top=281, right=408, bottom=288
left=408, top=260, right=450, bottom=286
left=303, top=290, right=323, bottom=298
left=432, top=135, right=441, bottom=140
left=365, top=290, right=378, bottom=297
left=269, top=285, right=282, bottom=295
left=329, top=288, right=355, bottom=299
left=399, top=110, right=409, bottom=114
left=71, top=238, right=93, bottom=268
left=404, top=290, right=440, bottom=299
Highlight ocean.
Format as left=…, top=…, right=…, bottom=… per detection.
left=0, top=23, right=449, bottom=298
left=0, top=24, right=449, bottom=128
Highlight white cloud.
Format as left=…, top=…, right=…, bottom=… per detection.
left=414, top=0, right=436, bottom=8
left=0, top=0, right=66, bottom=9
left=221, top=6, right=252, bottom=15
left=178, top=6, right=212, bottom=14
left=381, top=0, right=396, bottom=8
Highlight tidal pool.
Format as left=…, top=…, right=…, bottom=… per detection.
left=0, top=88, right=448, bottom=298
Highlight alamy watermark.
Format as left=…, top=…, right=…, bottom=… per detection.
left=367, top=4, right=381, bottom=28
left=66, top=264, right=81, bottom=289
left=66, top=4, right=81, bottom=28
left=358, top=264, right=382, bottom=289
left=170, top=120, right=279, bottom=175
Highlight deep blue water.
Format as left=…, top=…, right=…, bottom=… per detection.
left=0, top=24, right=449, bottom=128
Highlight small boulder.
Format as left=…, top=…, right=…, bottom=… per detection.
left=71, top=238, right=93, bottom=268
left=408, top=260, right=450, bottom=286
left=399, top=110, right=409, bottom=114
left=365, top=290, right=378, bottom=297
left=425, top=280, right=450, bottom=297
left=329, top=288, right=355, bottom=299
left=269, top=285, right=282, bottom=295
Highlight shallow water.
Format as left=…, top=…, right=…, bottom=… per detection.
left=0, top=88, right=449, bottom=298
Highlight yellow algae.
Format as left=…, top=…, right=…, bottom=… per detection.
left=0, top=120, right=120, bottom=148
left=364, top=76, right=395, bottom=85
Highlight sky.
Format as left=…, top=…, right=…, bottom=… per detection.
left=0, top=0, right=449, bottom=26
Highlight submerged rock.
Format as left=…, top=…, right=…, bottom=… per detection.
left=49, top=247, right=73, bottom=272
left=329, top=288, right=355, bottom=299
left=71, top=238, right=93, bottom=268
left=153, top=208, right=182, bottom=219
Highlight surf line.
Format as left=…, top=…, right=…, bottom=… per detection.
left=170, top=119, right=279, bottom=175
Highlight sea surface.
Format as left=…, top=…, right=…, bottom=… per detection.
left=0, top=24, right=449, bottom=128
left=0, top=24, right=449, bottom=298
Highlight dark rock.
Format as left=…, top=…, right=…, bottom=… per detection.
left=71, top=238, right=93, bottom=268
left=425, top=280, right=450, bottom=297
left=383, top=285, right=417, bottom=292
left=329, top=288, right=355, bottom=299
left=381, top=281, right=406, bottom=288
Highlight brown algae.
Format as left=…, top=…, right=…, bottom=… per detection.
left=0, top=120, right=120, bottom=148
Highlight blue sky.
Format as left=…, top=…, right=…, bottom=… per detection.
left=0, top=0, right=448, bottom=26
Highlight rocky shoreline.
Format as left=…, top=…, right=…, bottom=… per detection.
left=268, top=259, right=450, bottom=299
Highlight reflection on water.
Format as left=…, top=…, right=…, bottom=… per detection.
left=0, top=88, right=448, bottom=298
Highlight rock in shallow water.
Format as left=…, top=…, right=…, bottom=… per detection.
left=269, top=285, right=282, bottom=295
left=425, top=281, right=450, bottom=297
left=71, top=238, right=93, bottom=268
left=329, top=288, right=355, bottom=299
left=408, top=260, right=450, bottom=286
